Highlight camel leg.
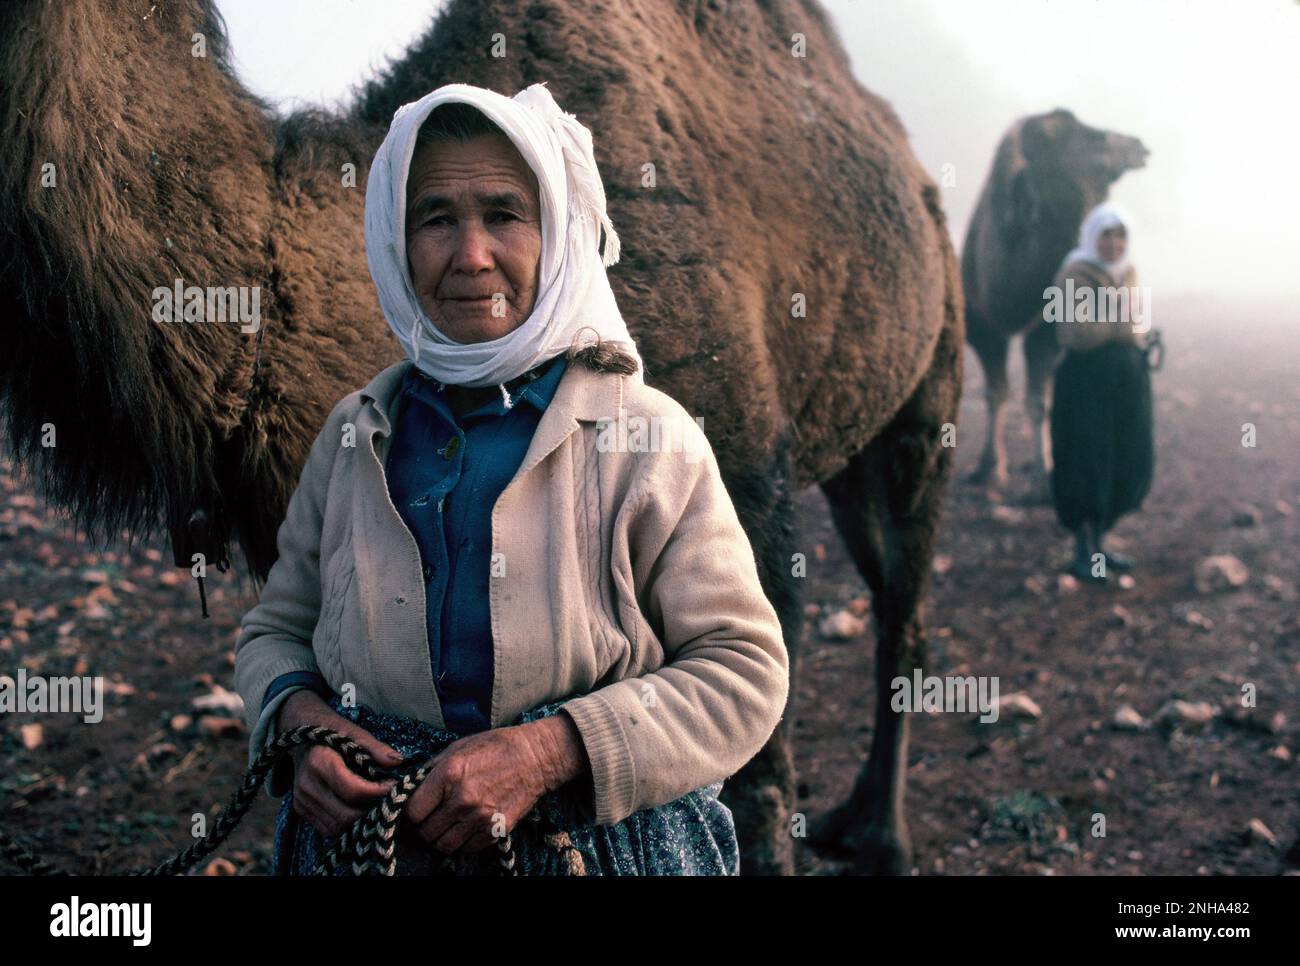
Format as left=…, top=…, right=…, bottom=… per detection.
left=964, top=321, right=1010, bottom=489
left=1022, top=321, right=1060, bottom=502
left=717, top=434, right=801, bottom=876
left=811, top=311, right=961, bottom=875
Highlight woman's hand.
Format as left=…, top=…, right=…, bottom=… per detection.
left=404, top=714, right=588, bottom=855
left=278, top=689, right=405, bottom=837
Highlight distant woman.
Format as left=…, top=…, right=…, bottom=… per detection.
left=1049, top=202, right=1156, bottom=582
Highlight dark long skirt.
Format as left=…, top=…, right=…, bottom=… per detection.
left=271, top=696, right=739, bottom=876
left=1050, top=342, right=1154, bottom=533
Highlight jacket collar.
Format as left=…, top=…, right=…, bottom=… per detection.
left=357, top=354, right=626, bottom=438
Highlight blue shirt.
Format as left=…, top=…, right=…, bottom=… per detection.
left=262, top=354, right=569, bottom=734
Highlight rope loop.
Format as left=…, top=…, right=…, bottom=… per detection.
left=0, top=726, right=585, bottom=877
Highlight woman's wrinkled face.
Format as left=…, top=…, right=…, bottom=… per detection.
left=1097, top=225, right=1127, bottom=263
left=405, top=133, right=542, bottom=343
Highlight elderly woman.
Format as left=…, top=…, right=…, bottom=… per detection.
left=1048, top=201, right=1156, bottom=583
left=233, top=83, right=788, bottom=875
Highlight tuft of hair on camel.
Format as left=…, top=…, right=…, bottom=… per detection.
left=961, top=108, right=1148, bottom=495
left=0, top=0, right=963, bottom=875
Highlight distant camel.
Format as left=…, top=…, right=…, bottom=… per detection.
left=0, top=0, right=962, bottom=874
left=962, top=109, right=1147, bottom=492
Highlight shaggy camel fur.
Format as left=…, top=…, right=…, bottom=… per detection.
left=962, top=109, right=1147, bottom=493
left=0, top=0, right=962, bottom=875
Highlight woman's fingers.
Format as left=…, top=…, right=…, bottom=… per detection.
left=457, top=827, right=499, bottom=855
left=312, top=747, right=395, bottom=806
left=293, top=772, right=361, bottom=838
left=292, top=747, right=394, bottom=839
left=428, top=819, right=477, bottom=855
left=404, top=765, right=448, bottom=827
left=333, top=720, right=405, bottom=769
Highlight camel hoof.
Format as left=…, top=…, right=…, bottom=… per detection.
left=808, top=802, right=854, bottom=850
left=808, top=805, right=912, bottom=874
left=851, top=827, right=912, bottom=876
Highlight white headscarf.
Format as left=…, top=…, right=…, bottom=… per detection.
left=364, top=82, right=643, bottom=393
left=1060, top=201, right=1134, bottom=282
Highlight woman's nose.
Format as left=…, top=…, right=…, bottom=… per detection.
left=451, top=219, right=495, bottom=272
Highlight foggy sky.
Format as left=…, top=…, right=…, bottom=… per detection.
left=218, top=0, right=1300, bottom=302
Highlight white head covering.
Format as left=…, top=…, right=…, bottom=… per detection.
left=1060, top=201, right=1134, bottom=282
left=364, top=82, right=643, bottom=394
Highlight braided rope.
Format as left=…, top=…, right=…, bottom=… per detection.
left=0, top=725, right=586, bottom=877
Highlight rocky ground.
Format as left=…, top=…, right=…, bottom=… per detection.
left=1, top=295, right=1296, bottom=876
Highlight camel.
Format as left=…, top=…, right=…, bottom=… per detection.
left=962, top=109, right=1147, bottom=494
left=0, top=0, right=962, bottom=875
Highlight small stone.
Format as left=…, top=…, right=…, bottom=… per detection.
left=19, top=723, right=44, bottom=750
left=1108, top=605, right=1133, bottom=628
left=1182, top=610, right=1214, bottom=630
left=1195, top=555, right=1249, bottom=593
left=191, top=684, right=244, bottom=717
left=993, top=692, right=1042, bottom=720
left=991, top=505, right=1026, bottom=525
left=819, top=609, right=867, bottom=641
left=1262, top=574, right=1287, bottom=596
left=1057, top=573, right=1079, bottom=594
left=932, top=554, right=953, bottom=575
left=847, top=596, right=870, bottom=617
left=197, top=716, right=246, bottom=738
left=169, top=714, right=192, bottom=732
left=1155, top=699, right=1216, bottom=728
left=82, top=601, right=111, bottom=620
left=1245, top=818, right=1278, bottom=848
left=202, top=857, right=238, bottom=876
left=1112, top=705, right=1146, bottom=730
left=1231, top=507, right=1259, bottom=527
left=1268, top=745, right=1292, bottom=762
left=80, top=569, right=111, bottom=584
left=1023, top=575, right=1048, bottom=596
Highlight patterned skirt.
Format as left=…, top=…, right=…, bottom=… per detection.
left=271, top=696, right=739, bottom=876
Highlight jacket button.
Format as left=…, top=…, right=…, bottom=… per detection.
left=422, top=563, right=434, bottom=582
left=440, top=436, right=461, bottom=459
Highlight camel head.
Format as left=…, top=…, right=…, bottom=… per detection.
left=1020, top=108, right=1148, bottom=194
left=1005, top=109, right=1149, bottom=237
left=985, top=109, right=1148, bottom=279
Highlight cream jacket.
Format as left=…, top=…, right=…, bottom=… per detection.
left=233, top=358, right=789, bottom=826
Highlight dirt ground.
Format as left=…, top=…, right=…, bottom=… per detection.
left=1, top=294, right=1296, bottom=876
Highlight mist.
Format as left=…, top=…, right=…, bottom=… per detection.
left=219, top=0, right=1300, bottom=303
